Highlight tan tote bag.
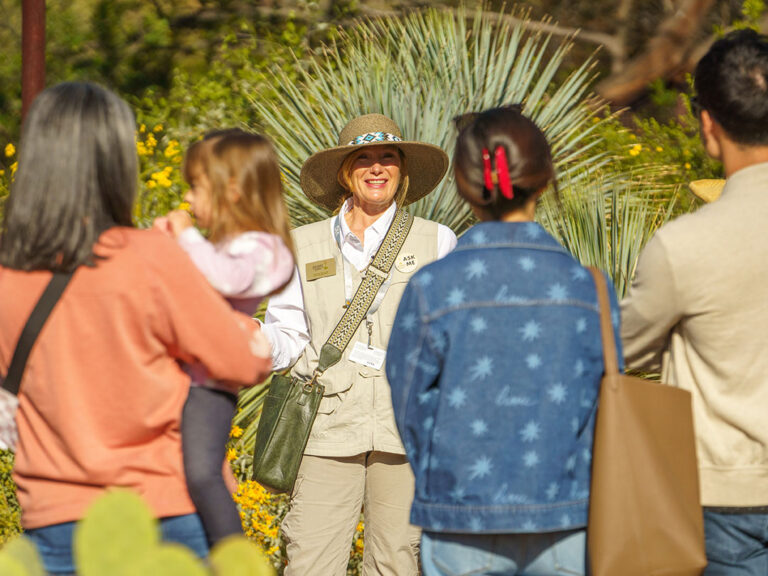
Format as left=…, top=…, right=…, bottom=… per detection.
left=588, top=268, right=707, bottom=576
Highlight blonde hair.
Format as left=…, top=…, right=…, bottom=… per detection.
left=182, top=131, right=295, bottom=291
left=335, top=146, right=410, bottom=213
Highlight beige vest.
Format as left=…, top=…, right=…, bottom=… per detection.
left=291, top=215, right=438, bottom=457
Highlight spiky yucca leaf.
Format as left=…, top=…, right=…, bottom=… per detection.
left=234, top=6, right=681, bottom=462
left=537, top=174, right=679, bottom=298
left=248, top=5, right=610, bottom=234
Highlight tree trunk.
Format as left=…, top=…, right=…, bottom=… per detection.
left=595, top=0, right=716, bottom=105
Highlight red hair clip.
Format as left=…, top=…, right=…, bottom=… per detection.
left=481, top=146, right=514, bottom=200
left=482, top=148, right=494, bottom=192
left=494, top=146, right=514, bottom=199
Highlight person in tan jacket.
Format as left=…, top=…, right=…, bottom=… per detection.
left=621, top=30, right=768, bottom=575
left=261, top=114, right=456, bottom=575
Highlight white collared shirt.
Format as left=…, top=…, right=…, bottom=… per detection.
left=262, top=199, right=457, bottom=370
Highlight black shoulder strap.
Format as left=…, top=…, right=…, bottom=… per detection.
left=3, top=272, right=74, bottom=396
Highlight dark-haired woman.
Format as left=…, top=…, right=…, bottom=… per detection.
left=386, top=107, right=622, bottom=576
left=0, top=82, right=273, bottom=574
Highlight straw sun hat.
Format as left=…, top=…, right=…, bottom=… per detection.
left=299, top=114, right=449, bottom=211
left=689, top=179, right=725, bottom=203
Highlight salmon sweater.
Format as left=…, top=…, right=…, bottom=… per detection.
left=0, top=227, right=272, bottom=529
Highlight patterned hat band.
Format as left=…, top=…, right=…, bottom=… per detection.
left=347, top=131, right=403, bottom=146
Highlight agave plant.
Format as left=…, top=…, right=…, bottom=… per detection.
left=247, top=5, right=611, bottom=234
left=232, top=5, right=685, bottom=464
left=537, top=173, right=680, bottom=299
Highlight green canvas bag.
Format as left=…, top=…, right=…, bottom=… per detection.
left=252, top=209, right=414, bottom=493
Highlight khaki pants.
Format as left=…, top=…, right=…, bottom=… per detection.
left=282, top=451, right=420, bottom=576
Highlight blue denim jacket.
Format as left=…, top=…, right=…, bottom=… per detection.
left=386, top=221, right=622, bottom=534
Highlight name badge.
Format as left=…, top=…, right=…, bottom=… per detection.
left=395, top=252, right=418, bottom=274
left=306, top=258, right=336, bottom=281
left=348, top=341, right=386, bottom=370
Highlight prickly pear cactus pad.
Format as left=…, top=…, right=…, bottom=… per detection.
left=0, top=554, right=28, bottom=576
left=131, top=544, right=208, bottom=575
left=209, top=536, right=276, bottom=576
left=0, top=535, right=45, bottom=576
left=74, top=490, right=161, bottom=576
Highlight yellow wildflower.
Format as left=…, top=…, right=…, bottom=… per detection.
left=0, top=169, right=4, bottom=176
left=5, top=143, right=15, bottom=157
left=655, top=146, right=663, bottom=152
left=150, top=170, right=172, bottom=188
left=685, top=162, right=692, bottom=170
left=591, top=117, right=599, bottom=124
left=230, top=425, right=244, bottom=438
left=139, top=124, right=146, bottom=133
left=226, top=447, right=237, bottom=461
left=628, top=143, right=642, bottom=157
left=136, top=142, right=149, bottom=157
left=153, top=124, right=163, bottom=132
left=147, top=181, right=157, bottom=189
left=164, top=140, right=180, bottom=159
left=10, top=161, right=18, bottom=175
left=146, top=133, right=158, bottom=149
left=178, top=201, right=191, bottom=212
left=355, top=538, right=364, bottom=552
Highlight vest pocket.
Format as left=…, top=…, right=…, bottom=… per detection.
left=317, top=391, right=345, bottom=415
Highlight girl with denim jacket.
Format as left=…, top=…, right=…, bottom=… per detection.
left=386, top=107, right=622, bottom=576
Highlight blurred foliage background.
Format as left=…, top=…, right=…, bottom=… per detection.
left=0, top=0, right=766, bottom=571
left=0, top=0, right=764, bottom=142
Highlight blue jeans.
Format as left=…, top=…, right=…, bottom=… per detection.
left=25, top=513, right=209, bottom=575
left=421, top=529, right=586, bottom=576
left=703, top=509, right=768, bottom=575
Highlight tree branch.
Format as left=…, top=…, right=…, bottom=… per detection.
left=595, top=0, right=717, bottom=105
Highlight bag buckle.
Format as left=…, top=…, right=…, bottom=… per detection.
left=298, top=371, right=321, bottom=405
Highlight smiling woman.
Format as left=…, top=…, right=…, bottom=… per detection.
left=259, top=114, right=456, bottom=575
left=340, top=145, right=404, bottom=216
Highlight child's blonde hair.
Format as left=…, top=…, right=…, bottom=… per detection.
left=183, top=131, right=295, bottom=287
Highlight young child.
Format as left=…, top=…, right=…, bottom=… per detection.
left=155, top=130, right=294, bottom=545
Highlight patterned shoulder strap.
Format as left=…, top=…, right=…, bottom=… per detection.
left=316, top=209, right=414, bottom=373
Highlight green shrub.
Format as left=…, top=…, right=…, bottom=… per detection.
left=0, top=450, right=21, bottom=546
left=592, top=93, right=721, bottom=212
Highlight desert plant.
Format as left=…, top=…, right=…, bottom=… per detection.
left=0, top=490, right=275, bottom=575
left=537, top=173, right=680, bottom=298
left=0, top=535, right=43, bottom=576
left=249, top=4, right=612, bottom=233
